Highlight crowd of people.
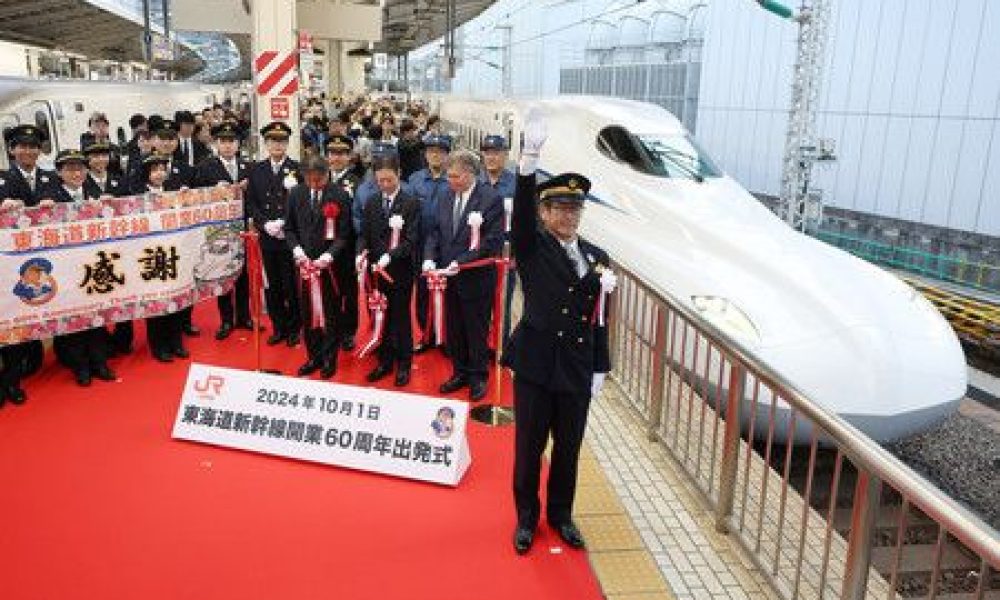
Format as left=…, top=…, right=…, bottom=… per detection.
left=0, top=93, right=616, bottom=556
left=0, top=95, right=518, bottom=405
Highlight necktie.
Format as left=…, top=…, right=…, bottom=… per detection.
left=311, top=190, right=319, bottom=210
left=453, top=193, right=464, bottom=235
left=26, top=172, right=34, bottom=192
left=384, top=195, right=392, bottom=215
left=185, top=140, right=193, bottom=166
left=226, top=160, right=236, bottom=182
left=566, top=244, right=585, bottom=278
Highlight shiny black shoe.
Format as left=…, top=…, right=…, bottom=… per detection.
left=7, top=386, right=26, bottom=405
left=286, top=331, right=301, bottom=347
left=297, top=360, right=320, bottom=377
left=320, top=359, right=337, bottom=379
left=439, top=375, right=468, bottom=394
left=551, top=521, right=586, bottom=549
left=513, top=526, right=535, bottom=555
left=173, top=347, right=190, bottom=359
left=469, top=379, right=488, bottom=402
left=183, top=324, right=201, bottom=337
left=153, top=351, right=174, bottom=363
left=340, top=335, right=355, bottom=352
left=236, top=319, right=255, bottom=331
left=366, top=363, right=392, bottom=383
left=93, top=365, right=117, bottom=382
left=394, top=365, right=411, bottom=387
left=266, top=332, right=285, bottom=346
left=75, top=370, right=92, bottom=387
left=215, top=322, right=234, bottom=340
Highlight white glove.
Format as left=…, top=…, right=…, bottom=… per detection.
left=355, top=254, right=365, bottom=272
left=441, top=260, right=460, bottom=276
left=519, top=106, right=548, bottom=175
left=377, top=253, right=391, bottom=269
left=0, top=198, right=24, bottom=211
left=37, top=198, right=56, bottom=208
left=591, top=373, right=607, bottom=398
left=292, top=246, right=307, bottom=263
left=263, top=219, right=281, bottom=237
left=316, top=252, right=333, bottom=268
left=422, top=259, right=436, bottom=272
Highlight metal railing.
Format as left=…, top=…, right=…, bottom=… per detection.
left=606, top=259, right=1000, bottom=599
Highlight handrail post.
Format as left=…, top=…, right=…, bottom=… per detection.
left=841, top=470, right=881, bottom=600
left=647, top=304, right=668, bottom=440
left=715, top=360, right=744, bottom=533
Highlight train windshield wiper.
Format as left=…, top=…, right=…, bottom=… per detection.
left=639, top=138, right=706, bottom=183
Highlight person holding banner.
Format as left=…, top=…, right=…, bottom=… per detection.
left=356, top=154, right=420, bottom=387
left=245, top=122, right=302, bottom=348
left=195, top=122, right=253, bottom=341
left=505, top=109, right=614, bottom=555
left=45, top=150, right=117, bottom=386
left=0, top=124, right=57, bottom=407
left=140, top=154, right=190, bottom=363
left=326, top=135, right=362, bottom=352
left=284, top=156, right=352, bottom=379
left=423, top=150, right=504, bottom=402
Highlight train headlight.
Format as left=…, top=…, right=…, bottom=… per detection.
left=690, top=296, right=761, bottom=344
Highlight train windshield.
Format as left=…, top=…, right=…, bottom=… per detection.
left=636, top=134, right=723, bottom=180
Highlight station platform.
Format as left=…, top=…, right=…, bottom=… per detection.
left=0, top=307, right=779, bottom=600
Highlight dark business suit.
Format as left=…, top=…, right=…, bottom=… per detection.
left=174, top=137, right=211, bottom=169
left=424, top=182, right=504, bottom=382
left=245, top=158, right=301, bottom=338
left=0, top=165, right=55, bottom=394
left=504, top=173, right=611, bottom=530
left=332, top=169, right=362, bottom=343
left=284, top=183, right=352, bottom=364
left=196, top=155, right=251, bottom=328
left=357, top=188, right=420, bottom=368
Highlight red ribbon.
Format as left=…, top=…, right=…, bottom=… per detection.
left=358, top=290, right=388, bottom=358
left=424, top=272, right=448, bottom=344
left=299, top=260, right=337, bottom=329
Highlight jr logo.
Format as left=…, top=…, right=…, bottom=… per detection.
left=193, top=374, right=225, bottom=400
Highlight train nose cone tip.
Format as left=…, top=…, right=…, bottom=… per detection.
left=752, top=327, right=967, bottom=444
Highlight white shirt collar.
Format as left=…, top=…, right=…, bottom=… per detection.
left=17, top=165, right=36, bottom=179
left=383, top=187, right=400, bottom=202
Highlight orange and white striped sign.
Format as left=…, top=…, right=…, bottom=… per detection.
left=254, top=50, right=299, bottom=96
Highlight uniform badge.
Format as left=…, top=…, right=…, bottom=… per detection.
left=569, top=178, right=579, bottom=190
left=39, top=175, right=49, bottom=183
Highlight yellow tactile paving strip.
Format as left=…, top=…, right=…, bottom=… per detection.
left=570, top=443, right=676, bottom=599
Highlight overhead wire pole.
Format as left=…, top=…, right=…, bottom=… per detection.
left=753, top=0, right=835, bottom=232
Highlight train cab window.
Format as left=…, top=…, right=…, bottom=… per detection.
left=597, top=125, right=721, bottom=181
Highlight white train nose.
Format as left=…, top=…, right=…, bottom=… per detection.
left=758, top=325, right=967, bottom=443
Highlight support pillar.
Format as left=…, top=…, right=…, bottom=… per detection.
left=251, top=0, right=300, bottom=158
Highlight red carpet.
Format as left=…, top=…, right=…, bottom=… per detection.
left=0, top=308, right=604, bottom=600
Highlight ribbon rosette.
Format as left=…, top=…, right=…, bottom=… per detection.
left=323, top=202, right=340, bottom=240
left=467, top=211, right=483, bottom=251
left=593, top=269, right=618, bottom=327
left=388, top=214, right=404, bottom=250
left=283, top=171, right=297, bottom=190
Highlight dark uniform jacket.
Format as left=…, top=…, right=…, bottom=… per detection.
left=245, top=157, right=300, bottom=251
left=357, top=188, right=421, bottom=286
left=194, top=155, right=249, bottom=187
left=502, top=173, right=612, bottom=394
left=174, top=137, right=211, bottom=168
left=424, top=182, right=504, bottom=299
left=84, top=172, right=126, bottom=198
left=164, top=160, right=194, bottom=190
left=284, top=183, right=353, bottom=260
left=331, top=169, right=361, bottom=265
left=0, top=166, right=57, bottom=206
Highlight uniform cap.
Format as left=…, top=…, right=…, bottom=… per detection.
left=20, top=257, right=53, bottom=275
left=260, top=121, right=293, bottom=140
left=480, top=135, right=508, bottom=151
left=54, top=149, right=87, bottom=168
left=326, top=134, right=355, bottom=153
left=423, top=134, right=453, bottom=151
left=536, top=172, right=591, bottom=204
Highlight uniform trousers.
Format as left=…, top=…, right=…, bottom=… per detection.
left=513, top=378, right=592, bottom=529
left=261, top=247, right=300, bottom=336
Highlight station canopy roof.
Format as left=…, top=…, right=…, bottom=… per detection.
left=378, top=0, right=497, bottom=55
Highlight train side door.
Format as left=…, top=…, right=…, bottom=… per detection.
left=0, top=113, right=20, bottom=170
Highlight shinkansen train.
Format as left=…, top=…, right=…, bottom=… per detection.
left=0, top=77, right=244, bottom=170
left=426, top=94, right=967, bottom=442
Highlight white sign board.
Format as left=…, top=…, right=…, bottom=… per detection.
left=172, top=364, right=472, bottom=486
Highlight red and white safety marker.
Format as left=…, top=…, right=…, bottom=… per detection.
left=254, top=50, right=299, bottom=97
